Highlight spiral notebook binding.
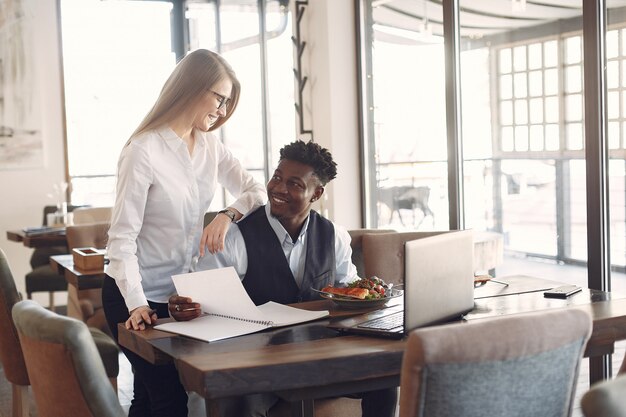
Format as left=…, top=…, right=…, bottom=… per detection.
left=209, top=313, right=274, bottom=327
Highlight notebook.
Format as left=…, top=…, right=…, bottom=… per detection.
left=154, top=267, right=329, bottom=342
left=327, top=230, right=475, bottom=338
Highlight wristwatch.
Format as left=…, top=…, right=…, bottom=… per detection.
left=218, top=208, right=236, bottom=222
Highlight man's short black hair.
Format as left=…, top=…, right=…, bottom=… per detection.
left=279, top=140, right=337, bottom=185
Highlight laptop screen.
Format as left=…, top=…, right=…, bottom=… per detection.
left=404, top=229, right=475, bottom=332
left=327, top=230, right=475, bottom=338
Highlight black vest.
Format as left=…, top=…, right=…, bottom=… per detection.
left=238, top=206, right=336, bottom=305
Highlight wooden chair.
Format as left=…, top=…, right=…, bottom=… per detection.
left=25, top=204, right=82, bottom=310
left=12, top=300, right=125, bottom=417
left=361, top=231, right=448, bottom=285
left=399, top=308, right=591, bottom=417
left=581, top=374, right=626, bottom=417
left=72, top=206, right=112, bottom=224
left=65, top=222, right=111, bottom=336
left=0, top=248, right=119, bottom=417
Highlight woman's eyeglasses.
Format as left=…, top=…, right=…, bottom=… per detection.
left=211, top=91, right=231, bottom=111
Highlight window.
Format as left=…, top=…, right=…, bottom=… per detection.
left=60, top=0, right=296, bottom=208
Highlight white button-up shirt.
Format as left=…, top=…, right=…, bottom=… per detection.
left=106, top=127, right=266, bottom=311
left=196, top=204, right=357, bottom=287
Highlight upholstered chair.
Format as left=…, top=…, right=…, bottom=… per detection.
left=12, top=300, right=125, bottom=417
left=65, top=222, right=110, bottom=336
left=362, top=231, right=447, bottom=285
left=0, top=249, right=30, bottom=417
left=399, top=308, right=592, bottom=417
left=0, top=247, right=119, bottom=417
left=581, top=374, right=626, bottom=417
left=347, top=229, right=394, bottom=278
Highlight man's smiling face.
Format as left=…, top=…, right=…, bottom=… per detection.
left=266, top=159, right=323, bottom=223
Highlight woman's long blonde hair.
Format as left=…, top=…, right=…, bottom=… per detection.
left=129, top=49, right=240, bottom=141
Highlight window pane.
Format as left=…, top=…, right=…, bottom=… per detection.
left=513, top=73, right=528, bottom=98
left=609, top=121, right=620, bottom=150
left=530, top=125, right=544, bottom=151
left=500, top=101, right=513, bottom=125
left=544, top=40, right=558, bottom=67
left=565, top=94, right=582, bottom=122
left=545, top=96, right=559, bottom=123
left=607, top=59, right=620, bottom=89
left=607, top=29, right=619, bottom=59
left=60, top=0, right=175, bottom=205
left=514, top=126, right=529, bottom=151
left=564, top=36, right=581, bottom=64
left=565, top=65, right=582, bottom=93
left=500, top=74, right=513, bottom=99
left=608, top=90, right=620, bottom=119
left=529, top=98, right=544, bottom=123
left=365, top=4, right=449, bottom=230
left=566, top=123, right=583, bottom=150
left=528, top=43, right=542, bottom=69
left=499, top=48, right=512, bottom=73
left=528, top=70, right=543, bottom=96
left=513, top=45, right=527, bottom=71
left=514, top=99, right=528, bottom=124
left=545, top=124, right=560, bottom=150
left=544, top=68, right=559, bottom=95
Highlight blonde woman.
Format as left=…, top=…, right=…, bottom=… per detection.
left=103, top=49, right=266, bottom=417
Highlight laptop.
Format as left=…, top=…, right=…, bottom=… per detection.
left=327, top=230, right=475, bottom=338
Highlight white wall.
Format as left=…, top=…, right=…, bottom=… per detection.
left=1, top=0, right=362, bottom=302
left=0, top=0, right=67, bottom=302
left=299, top=0, right=362, bottom=229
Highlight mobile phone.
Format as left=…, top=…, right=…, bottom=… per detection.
left=543, top=285, right=582, bottom=299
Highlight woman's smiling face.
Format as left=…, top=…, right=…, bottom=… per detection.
left=192, top=78, right=232, bottom=132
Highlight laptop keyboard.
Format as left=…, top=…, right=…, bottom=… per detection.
left=357, top=312, right=403, bottom=330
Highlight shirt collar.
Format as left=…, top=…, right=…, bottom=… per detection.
left=265, top=204, right=309, bottom=244
left=158, top=127, right=206, bottom=153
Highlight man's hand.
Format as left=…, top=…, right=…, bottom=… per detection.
left=126, top=305, right=158, bottom=331
left=168, top=295, right=202, bottom=321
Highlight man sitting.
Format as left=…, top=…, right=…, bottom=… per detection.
left=169, top=139, right=397, bottom=417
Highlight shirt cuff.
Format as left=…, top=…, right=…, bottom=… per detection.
left=124, top=289, right=149, bottom=313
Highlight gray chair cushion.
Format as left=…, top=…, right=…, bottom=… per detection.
left=400, top=308, right=592, bottom=417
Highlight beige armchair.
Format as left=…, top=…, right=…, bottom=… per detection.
left=12, top=300, right=125, bottom=417
left=361, top=231, right=447, bottom=285
left=65, top=222, right=111, bottom=336
left=347, top=228, right=394, bottom=278
left=0, top=248, right=119, bottom=417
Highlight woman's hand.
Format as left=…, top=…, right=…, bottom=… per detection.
left=168, top=295, right=202, bottom=321
left=125, top=305, right=158, bottom=331
left=199, top=208, right=241, bottom=256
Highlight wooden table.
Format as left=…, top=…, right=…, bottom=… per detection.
left=118, top=279, right=626, bottom=417
left=49, top=254, right=106, bottom=289
left=6, top=229, right=67, bottom=248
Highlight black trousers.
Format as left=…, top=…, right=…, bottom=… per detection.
left=102, top=275, right=188, bottom=417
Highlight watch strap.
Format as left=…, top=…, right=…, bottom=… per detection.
left=218, top=208, right=236, bottom=222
